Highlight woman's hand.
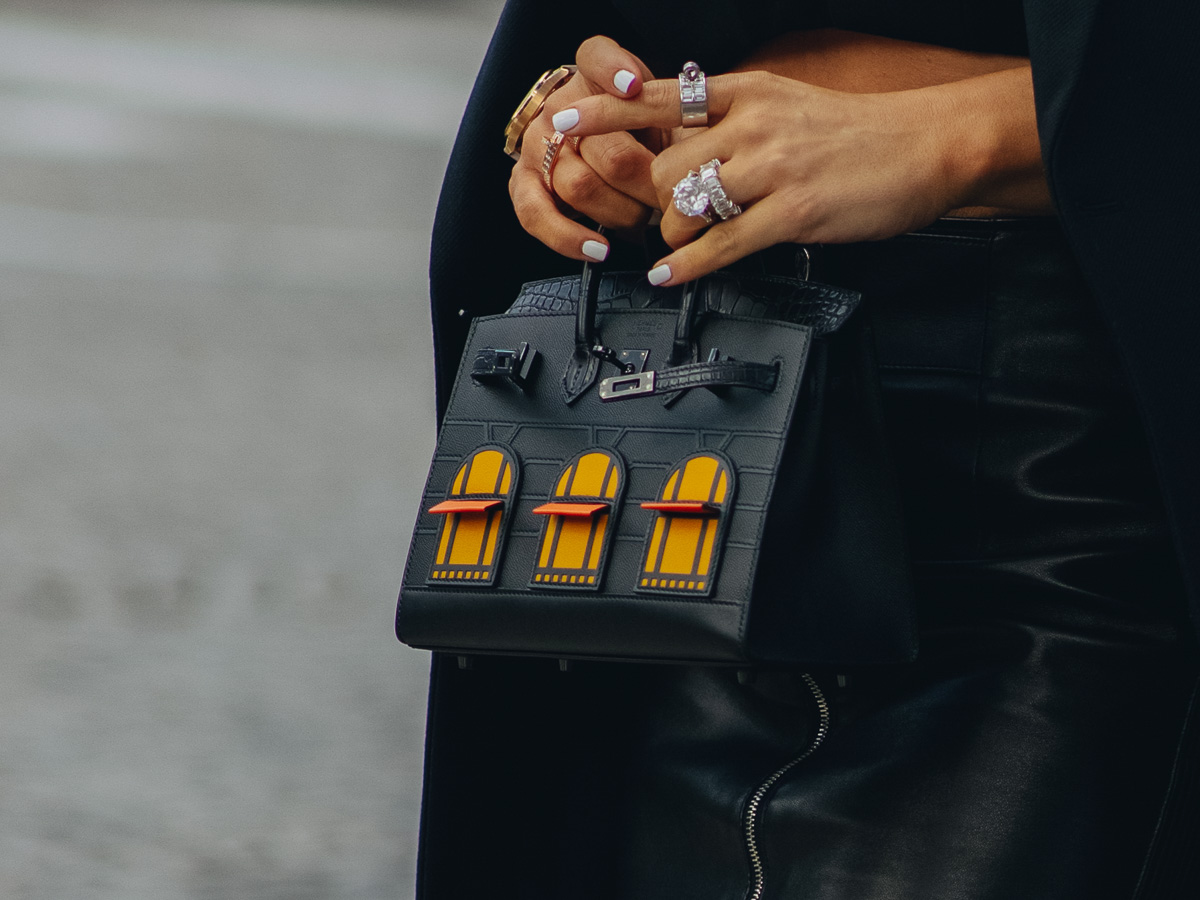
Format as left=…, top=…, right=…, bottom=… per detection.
left=508, top=36, right=662, bottom=262
left=550, top=65, right=1051, bottom=284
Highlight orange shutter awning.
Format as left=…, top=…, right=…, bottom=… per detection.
left=428, top=499, right=503, bottom=514
left=640, top=501, right=717, bottom=514
left=531, top=502, right=609, bottom=517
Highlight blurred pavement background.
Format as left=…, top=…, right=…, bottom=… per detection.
left=0, top=1, right=504, bottom=897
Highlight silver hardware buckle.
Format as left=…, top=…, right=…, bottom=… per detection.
left=598, top=370, right=655, bottom=402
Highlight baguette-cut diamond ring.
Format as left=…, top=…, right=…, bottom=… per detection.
left=698, top=159, right=742, bottom=220
left=678, top=61, right=708, bottom=127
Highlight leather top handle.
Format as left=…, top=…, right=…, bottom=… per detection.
left=562, top=243, right=811, bottom=405
left=670, top=280, right=699, bottom=367
left=561, top=252, right=604, bottom=404
left=575, top=249, right=602, bottom=354
left=564, top=247, right=696, bottom=404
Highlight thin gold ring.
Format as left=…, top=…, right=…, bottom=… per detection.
left=541, top=131, right=566, bottom=193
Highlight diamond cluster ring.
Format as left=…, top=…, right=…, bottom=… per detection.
left=672, top=159, right=742, bottom=223
left=672, top=170, right=715, bottom=224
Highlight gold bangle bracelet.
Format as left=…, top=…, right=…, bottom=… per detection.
left=503, top=64, right=577, bottom=160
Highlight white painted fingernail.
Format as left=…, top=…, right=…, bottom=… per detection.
left=551, top=108, right=579, bottom=132
left=613, top=69, right=636, bottom=94
left=648, top=264, right=672, bottom=286
left=582, top=240, right=609, bottom=262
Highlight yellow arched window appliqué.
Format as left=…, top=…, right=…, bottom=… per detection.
left=638, top=452, right=735, bottom=596
left=427, top=445, right=518, bottom=585
left=530, top=449, right=625, bottom=590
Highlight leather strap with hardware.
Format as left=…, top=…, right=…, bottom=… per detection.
left=598, top=358, right=779, bottom=402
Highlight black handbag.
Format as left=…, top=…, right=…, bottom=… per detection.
left=396, top=257, right=916, bottom=666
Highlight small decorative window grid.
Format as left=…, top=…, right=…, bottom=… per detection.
left=638, top=452, right=735, bottom=596
left=426, top=445, right=518, bottom=585
left=530, top=449, right=624, bottom=589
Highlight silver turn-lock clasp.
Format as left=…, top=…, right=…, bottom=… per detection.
left=598, top=370, right=655, bottom=401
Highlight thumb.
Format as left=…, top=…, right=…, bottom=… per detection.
left=576, top=35, right=654, bottom=97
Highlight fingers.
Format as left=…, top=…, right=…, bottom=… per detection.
left=509, top=128, right=660, bottom=258
left=553, top=141, right=653, bottom=232
left=510, top=76, right=610, bottom=260
left=507, top=39, right=660, bottom=257
left=646, top=195, right=791, bottom=286
left=509, top=162, right=610, bottom=262
left=552, top=73, right=741, bottom=137
left=576, top=131, right=658, bottom=209
left=575, top=35, right=654, bottom=97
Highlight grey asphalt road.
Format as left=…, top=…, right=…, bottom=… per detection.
left=0, top=1, right=504, bottom=897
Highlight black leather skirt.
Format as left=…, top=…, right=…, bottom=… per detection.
left=415, top=219, right=1198, bottom=900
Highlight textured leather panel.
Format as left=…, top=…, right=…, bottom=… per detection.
left=509, top=271, right=859, bottom=335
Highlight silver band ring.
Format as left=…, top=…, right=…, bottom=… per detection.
left=672, top=170, right=715, bottom=224
left=698, top=159, right=742, bottom=219
left=678, top=61, right=708, bottom=128
left=541, top=131, right=566, bottom=193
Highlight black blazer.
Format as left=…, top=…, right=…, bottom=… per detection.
left=1023, top=0, right=1200, bottom=641
left=429, top=0, right=1200, bottom=640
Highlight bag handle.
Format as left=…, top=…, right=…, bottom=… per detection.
left=561, top=253, right=604, bottom=404
left=563, top=244, right=811, bottom=404
left=564, top=251, right=695, bottom=402
left=575, top=244, right=602, bottom=353
left=670, top=280, right=699, bottom=367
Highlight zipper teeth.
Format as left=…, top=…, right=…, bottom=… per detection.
left=742, top=673, right=831, bottom=900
